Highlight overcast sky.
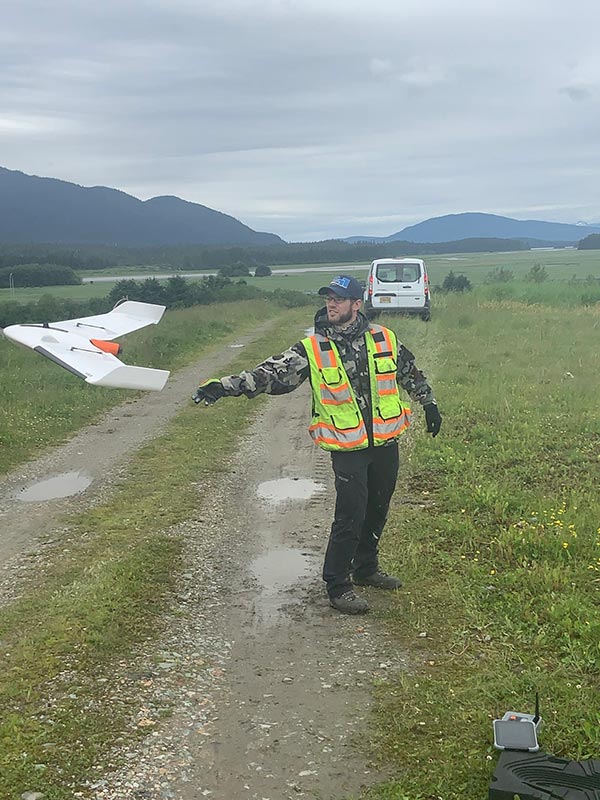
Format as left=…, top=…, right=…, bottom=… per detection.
left=2, top=0, right=600, bottom=241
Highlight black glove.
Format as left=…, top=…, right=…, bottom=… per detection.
left=424, top=402, right=442, bottom=437
left=192, top=380, right=225, bottom=406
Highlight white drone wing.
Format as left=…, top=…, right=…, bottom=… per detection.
left=52, top=300, right=167, bottom=340
left=2, top=301, right=170, bottom=391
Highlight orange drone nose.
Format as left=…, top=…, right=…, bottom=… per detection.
left=90, top=339, right=122, bottom=356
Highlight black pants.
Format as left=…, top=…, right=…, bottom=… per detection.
left=323, top=442, right=399, bottom=598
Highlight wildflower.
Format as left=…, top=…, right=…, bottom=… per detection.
left=562, top=542, right=569, bottom=549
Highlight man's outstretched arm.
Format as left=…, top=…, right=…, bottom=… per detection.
left=193, top=343, right=309, bottom=405
left=396, top=343, right=442, bottom=437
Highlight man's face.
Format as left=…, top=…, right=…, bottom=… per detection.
left=324, top=294, right=362, bottom=325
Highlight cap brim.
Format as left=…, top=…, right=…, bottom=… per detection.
left=318, top=286, right=346, bottom=297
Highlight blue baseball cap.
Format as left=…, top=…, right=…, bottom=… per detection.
left=318, top=275, right=364, bottom=300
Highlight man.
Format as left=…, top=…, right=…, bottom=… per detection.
left=192, top=275, right=442, bottom=615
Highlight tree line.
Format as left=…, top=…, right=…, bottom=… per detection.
left=0, top=245, right=116, bottom=270
left=0, top=275, right=313, bottom=328
left=578, top=234, right=600, bottom=250
left=0, top=237, right=530, bottom=273
left=0, top=264, right=81, bottom=288
left=0, top=262, right=274, bottom=289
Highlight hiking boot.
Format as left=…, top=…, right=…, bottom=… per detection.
left=353, top=571, right=402, bottom=590
left=329, top=590, right=369, bottom=615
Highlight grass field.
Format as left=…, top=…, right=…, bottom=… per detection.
left=1, top=282, right=600, bottom=798
left=418, top=247, right=600, bottom=284
left=361, top=294, right=600, bottom=799
left=2, top=248, right=600, bottom=304
left=0, top=280, right=121, bottom=302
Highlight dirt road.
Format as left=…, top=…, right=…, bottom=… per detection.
left=1, top=321, right=408, bottom=800
left=0, top=320, right=279, bottom=575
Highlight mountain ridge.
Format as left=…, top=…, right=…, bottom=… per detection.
left=344, top=212, right=600, bottom=244
left=0, top=167, right=283, bottom=246
left=3, top=166, right=599, bottom=248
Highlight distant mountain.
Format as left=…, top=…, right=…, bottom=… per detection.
left=345, top=212, right=600, bottom=244
left=0, top=167, right=284, bottom=246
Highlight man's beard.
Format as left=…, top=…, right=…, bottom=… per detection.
left=332, top=308, right=354, bottom=326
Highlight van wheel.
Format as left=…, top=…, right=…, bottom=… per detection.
left=421, top=311, right=431, bottom=322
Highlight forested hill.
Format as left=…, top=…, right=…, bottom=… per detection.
left=0, top=167, right=283, bottom=246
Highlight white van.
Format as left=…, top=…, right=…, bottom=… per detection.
left=364, top=258, right=431, bottom=321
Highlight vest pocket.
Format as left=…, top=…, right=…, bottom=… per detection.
left=330, top=409, right=363, bottom=430
left=377, top=396, right=403, bottom=420
left=321, top=366, right=343, bottom=384
left=373, top=356, right=397, bottom=374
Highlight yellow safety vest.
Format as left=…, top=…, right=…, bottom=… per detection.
left=301, top=325, right=411, bottom=451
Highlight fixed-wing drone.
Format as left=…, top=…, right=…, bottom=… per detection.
left=2, top=300, right=170, bottom=391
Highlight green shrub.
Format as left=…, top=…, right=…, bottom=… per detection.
left=442, top=271, right=472, bottom=292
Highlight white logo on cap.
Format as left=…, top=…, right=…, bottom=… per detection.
left=332, top=276, right=351, bottom=288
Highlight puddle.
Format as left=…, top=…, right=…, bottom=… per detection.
left=250, top=547, right=314, bottom=623
left=16, top=471, right=92, bottom=502
left=256, top=478, right=325, bottom=505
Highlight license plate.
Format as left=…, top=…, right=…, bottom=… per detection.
left=379, top=296, right=392, bottom=303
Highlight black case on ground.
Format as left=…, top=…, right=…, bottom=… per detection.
left=489, top=750, right=600, bottom=800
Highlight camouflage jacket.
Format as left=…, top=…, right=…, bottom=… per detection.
left=218, top=309, right=435, bottom=427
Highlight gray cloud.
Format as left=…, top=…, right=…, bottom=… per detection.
left=560, top=85, right=592, bottom=101
left=1, top=0, right=600, bottom=240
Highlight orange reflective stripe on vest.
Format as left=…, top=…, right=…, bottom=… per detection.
left=306, top=336, right=355, bottom=408
left=304, top=335, right=368, bottom=450
left=320, top=382, right=353, bottom=405
left=372, top=409, right=411, bottom=440
left=302, top=328, right=411, bottom=452
left=375, top=374, right=397, bottom=395
left=308, top=420, right=369, bottom=449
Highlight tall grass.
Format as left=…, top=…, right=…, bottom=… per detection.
left=362, top=295, right=600, bottom=799
left=476, top=279, right=600, bottom=307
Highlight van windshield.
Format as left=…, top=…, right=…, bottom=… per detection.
left=375, top=263, right=421, bottom=283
